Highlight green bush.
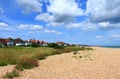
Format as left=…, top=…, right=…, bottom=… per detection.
left=16, top=59, right=38, bottom=70
left=85, top=47, right=93, bottom=51
left=0, top=62, right=7, bottom=66
left=31, top=43, right=39, bottom=47
left=3, top=70, right=20, bottom=78
left=48, top=43, right=65, bottom=49
left=9, top=60, right=17, bottom=65
left=0, top=45, right=2, bottom=48
left=36, top=53, right=46, bottom=60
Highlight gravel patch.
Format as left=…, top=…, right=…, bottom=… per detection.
left=0, top=65, right=15, bottom=79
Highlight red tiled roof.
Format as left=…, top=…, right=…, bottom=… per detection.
left=56, top=42, right=65, bottom=44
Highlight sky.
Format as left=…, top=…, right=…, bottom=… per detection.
left=0, top=0, right=120, bottom=46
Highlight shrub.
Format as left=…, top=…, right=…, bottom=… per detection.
left=73, top=51, right=78, bottom=54
left=3, top=70, right=20, bottom=78
left=36, top=53, right=46, bottom=60
left=85, top=47, right=93, bottom=51
left=31, top=43, right=39, bottom=47
left=16, top=59, right=39, bottom=70
left=0, top=62, right=7, bottom=66
left=53, top=50, right=62, bottom=54
left=0, top=45, right=2, bottom=48
left=9, top=60, right=17, bottom=65
left=48, top=43, right=65, bottom=49
left=54, top=45, right=65, bottom=49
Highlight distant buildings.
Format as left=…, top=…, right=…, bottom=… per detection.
left=0, top=37, right=86, bottom=47
left=56, top=42, right=70, bottom=46
left=0, top=38, right=49, bottom=47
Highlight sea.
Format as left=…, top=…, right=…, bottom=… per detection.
left=101, top=46, right=120, bottom=48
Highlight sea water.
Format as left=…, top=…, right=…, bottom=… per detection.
left=102, top=46, right=120, bottom=48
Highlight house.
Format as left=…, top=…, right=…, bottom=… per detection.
left=63, top=43, right=70, bottom=46
left=0, top=38, right=14, bottom=47
left=42, top=42, right=48, bottom=46
left=6, top=38, right=14, bottom=46
left=56, top=42, right=64, bottom=46
left=56, top=42, right=69, bottom=46
left=29, top=39, right=48, bottom=46
left=14, top=38, right=25, bottom=46
left=0, top=38, right=5, bottom=47
left=30, top=39, right=39, bottom=43
left=24, top=40, right=32, bottom=46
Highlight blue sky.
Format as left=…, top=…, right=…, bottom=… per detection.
left=0, top=0, right=120, bottom=46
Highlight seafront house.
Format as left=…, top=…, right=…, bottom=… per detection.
left=24, top=40, right=32, bottom=46
left=0, top=38, right=6, bottom=47
left=29, top=39, right=48, bottom=46
left=14, top=38, right=25, bottom=46
left=0, top=38, right=14, bottom=47
left=56, top=42, right=69, bottom=46
left=0, top=37, right=70, bottom=47
left=56, top=42, right=65, bottom=46
left=6, top=38, right=14, bottom=46
left=42, top=42, right=48, bottom=46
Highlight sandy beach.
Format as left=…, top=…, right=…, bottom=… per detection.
left=1, top=47, right=120, bottom=79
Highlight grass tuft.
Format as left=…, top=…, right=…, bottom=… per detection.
left=16, top=58, right=38, bottom=70
left=3, top=70, right=20, bottom=78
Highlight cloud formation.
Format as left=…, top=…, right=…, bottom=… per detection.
left=98, top=22, right=120, bottom=30
left=18, top=24, right=61, bottom=34
left=0, top=8, right=4, bottom=14
left=86, top=0, right=120, bottom=23
left=0, top=22, right=9, bottom=30
left=16, top=0, right=120, bottom=31
left=67, top=22, right=97, bottom=31
left=110, top=34, right=120, bottom=38
left=44, top=29, right=62, bottom=34
left=96, top=35, right=104, bottom=39
left=16, top=0, right=42, bottom=13
left=48, top=0, right=83, bottom=16
left=36, top=0, right=84, bottom=27
left=18, top=24, right=43, bottom=31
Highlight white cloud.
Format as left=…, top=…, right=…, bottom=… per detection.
left=35, top=0, right=84, bottom=27
left=86, top=0, right=120, bottom=23
left=30, top=25, right=43, bottom=30
left=96, top=35, right=104, bottom=39
left=18, top=24, right=29, bottom=29
left=96, top=34, right=120, bottom=39
left=34, top=0, right=120, bottom=31
left=0, top=22, right=9, bottom=30
left=18, top=24, right=43, bottom=31
left=67, top=22, right=97, bottom=31
left=28, top=31, right=35, bottom=34
left=98, top=22, right=120, bottom=29
left=16, top=0, right=42, bottom=13
left=109, top=34, right=120, bottom=38
left=35, top=13, right=54, bottom=22
left=98, top=22, right=110, bottom=27
left=0, top=22, right=9, bottom=28
left=44, top=29, right=62, bottom=34
left=47, top=22, right=64, bottom=27
left=0, top=8, right=4, bottom=14
left=48, top=0, right=84, bottom=16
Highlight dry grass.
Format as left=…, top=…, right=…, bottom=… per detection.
left=0, top=47, right=54, bottom=66
left=0, top=46, right=93, bottom=70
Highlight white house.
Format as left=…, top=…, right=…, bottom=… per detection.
left=14, top=38, right=25, bottom=46
left=7, top=41, right=14, bottom=46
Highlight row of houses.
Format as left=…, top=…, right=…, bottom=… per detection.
left=0, top=38, right=50, bottom=47
left=0, top=38, right=71, bottom=47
